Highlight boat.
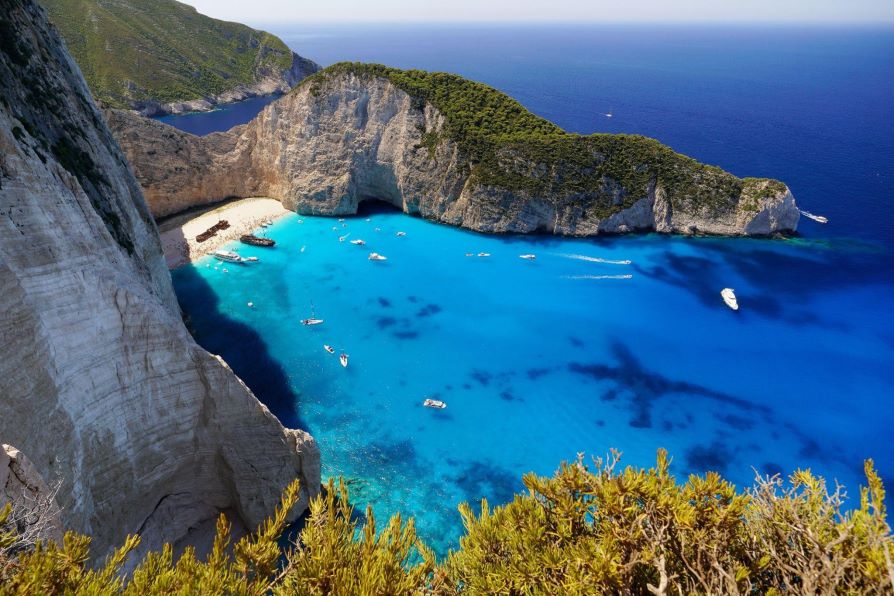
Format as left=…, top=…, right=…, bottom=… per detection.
left=301, top=318, right=324, bottom=326
left=800, top=210, right=829, bottom=224
left=519, top=254, right=536, bottom=260
left=240, top=234, right=275, bottom=247
left=339, top=353, right=349, bottom=368
left=465, top=253, right=474, bottom=257
left=323, top=345, right=335, bottom=354
left=396, top=231, right=406, bottom=237
left=368, top=252, right=388, bottom=261
left=247, top=302, right=254, bottom=308
left=213, top=250, right=244, bottom=264
left=477, top=252, right=491, bottom=258
left=244, top=256, right=259, bottom=262
left=300, top=245, right=306, bottom=253
left=605, top=108, right=613, bottom=118
left=339, top=233, right=350, bottom=242
left=423, top=398, right=447, bottom=409
left=365, top=218, right=371, bottom=222
left=721, top=288, right=739, bottom=311
left=350, top=239, right=366, bottom=246
left=338, top=218, right=346, bottom=222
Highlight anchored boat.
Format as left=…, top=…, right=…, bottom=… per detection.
left=721, top=288, right=739, bottom=311
left=368, top=252, right=388, bottom=261
left=213, top=250, right=244, bottom=264
left=240, top=234, right=275, bottom=247
left=519, top=254, right=536, bottom=260
left=423, top=398, right=447, bottom=409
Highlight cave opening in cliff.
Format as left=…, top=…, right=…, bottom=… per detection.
left=356, top=197, right=404, bottom=217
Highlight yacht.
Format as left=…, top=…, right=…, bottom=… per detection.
left=800, top=210, right=829, bottom=224
left=423, top=398, right=447, bottom=409
left=721, top=288, right=739, bottom=311
left=368, top=252, right=388, bottom=261
left=339, top=353, right=349, bottom=368
left=519, top=254, right=536, bottom=260
left=213, top=250, right=244, bottom=264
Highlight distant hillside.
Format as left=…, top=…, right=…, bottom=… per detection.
left=41, top=0, right=319, bottom=114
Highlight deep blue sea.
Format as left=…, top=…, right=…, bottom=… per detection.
left=165, top=25, right=894, bottom=556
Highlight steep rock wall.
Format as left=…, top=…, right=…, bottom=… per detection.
left=0, top=0, right=319, bottom=559
left=111, top=72, right=799, bottom=236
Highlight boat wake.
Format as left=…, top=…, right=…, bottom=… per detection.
left=553, top=253, right=632, bottom=265
left=562, top=274, right=633, bottom=280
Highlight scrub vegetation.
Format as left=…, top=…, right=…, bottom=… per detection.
left=2, top=450, right=891, bottom=594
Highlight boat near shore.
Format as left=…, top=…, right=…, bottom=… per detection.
left=240, top=234, right=275, bottom=247
left=800, top=210, right=829, bottom=224
left=213, top=250, right=244, bottom=264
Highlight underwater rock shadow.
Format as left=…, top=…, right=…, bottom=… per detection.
left=173, top=262, right=309, bottom=431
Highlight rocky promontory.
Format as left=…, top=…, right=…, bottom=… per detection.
left=110, top=63, right=799, bottom=236
left=0, top=0, right=319, bottom=560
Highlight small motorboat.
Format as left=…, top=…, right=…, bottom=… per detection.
left=365, top=218, right=371, bottom=222
left=213, top=250, right=244, bottom=264
left=323, top=344, right=335, bottom=354
left=465, top=253, right=474, bottom=257
left=396, top=231, right=407, bottom=237
left=721, top=288, right=739, bottom=311
left=338, top=218, right=346, bottom=222
left=519, top=254, right=536, bottom=260
left=339, top=233, right=350, bottom=242
left=477, top=252, right=491, bottom=258
left=423, top=398, right=447, bottom=409
left=374, top=227, right=381, bottom=232
left=244, top=256, right=259, bottom=262
left=800, top=210, right=829, bottom=224
left=368, top=252, right=388, bottom=261
left=332, top=226, right=338, bottom=231
left=339, top=353, right=349, bottom=368
left=350, top=239, right=366, bottom=246
left=301, top=318, right=324, bottom=326
left=300, top=245, right=306, bottom=253
left=297, top=219, right=304, bottom=224
left=247, top=302, right=254, bottom=308
left=240, top=234, right=275, bottom=247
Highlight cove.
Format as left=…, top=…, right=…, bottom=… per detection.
left=171, top=206, right=894, bottom=556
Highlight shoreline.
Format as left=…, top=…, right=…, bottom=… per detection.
left=158, top=197, right=290, bottom=269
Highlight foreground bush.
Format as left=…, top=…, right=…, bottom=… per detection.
left=1, top=450, right=891, bottom=594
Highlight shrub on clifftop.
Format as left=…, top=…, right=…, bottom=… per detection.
left=1, top=450, right=892, bottom=593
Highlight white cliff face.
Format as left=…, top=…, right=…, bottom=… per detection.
left=0, top=0, right=319, bottom=560
left=111, top=71, right=799, bottom=237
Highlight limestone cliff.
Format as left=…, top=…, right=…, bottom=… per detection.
left=0, top=0, right=319, bottom=560
left=110, top=65, right=799, bottom=236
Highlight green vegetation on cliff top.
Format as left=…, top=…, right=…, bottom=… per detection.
left=40, top=0, right=298, bottom=108
left=2, top=451, right=891, bottom=593
left=305, top=63, right=788, bottom=215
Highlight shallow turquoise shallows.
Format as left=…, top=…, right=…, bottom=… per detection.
left=172, top=209, right=894, bottom=556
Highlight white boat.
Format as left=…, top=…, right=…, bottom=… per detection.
left=338, top=218, right=346, bottom=222
left=339, top=233, right=350, bottom=242
left=332, top=226, right=338, bottom=231
left=244, top=256, right=259, bottom=262
left=477, top=252, right=491, bottom=258
left=339, top=353, right=349, bottom=368
left=721, top=288, right=739, bottom=311
left=374, top=227, right=381, bottom=232
left=365, top=218, right=371, bottom=222
left=300, top=245, right=306, bottom=253
left=423, top=398, right=447, bottom=409
left=396, top=231, right=407, bottom=237
left=605, top=108, right=613, bottom=118
left=368, top=252, right=388, bottom=261
left=350, top=239, right=366, bottom=246
left=519, top=254, right=536, bottom=260
left=323, top=344, right=335, bottom=354
left=213, top=250, right=244, bottom=264
left=465, top=253, right=474, bottom=257
left=297, top=219, right=304, bottom=224
left=800, top=210, right=828, bottom=224
left=247, top=302, right=254, bottom=308
left=301, top=318, right=324, bottom=326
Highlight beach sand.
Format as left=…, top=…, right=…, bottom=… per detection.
left=158, top=197, right=290, bottom=269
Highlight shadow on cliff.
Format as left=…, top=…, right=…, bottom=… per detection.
left=171, top=259, right=308, bottom=431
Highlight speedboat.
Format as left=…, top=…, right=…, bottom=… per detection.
left=323, top=345, right=335, bottom=354
left=338, top=218, right=345, bottom=222
left=339, top=353, right=349, bottom=368
left=519, top=254, right=536, bottom=260
left=368, top=252, right=388, bottom=261
left=244, top=256, right=259, bottom=262
left=339, top=233, right=350, bottom=242
left=396, top=231, right=406, bottom=237
left=213, top=250, right=244, bottom=264
left=301, top=318, right=324, bottom=326
left=477, top=252, right=491, bottom=258
left=350, top=239, right=366, bottom=246
left=423, top=398, right=447, bottom=409
left=721, top=288, right=739, bottom=311
left=800, top=210, right=828, bottom=224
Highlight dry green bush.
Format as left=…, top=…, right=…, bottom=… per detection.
left=1, top=450, right=891, bottom=594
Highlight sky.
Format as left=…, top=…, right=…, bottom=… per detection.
left=181, top=0, right=894, bottom=24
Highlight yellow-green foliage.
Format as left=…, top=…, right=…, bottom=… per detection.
left=40, top=0, right=296, bottom=107
left=1, top=451, right=891, bottom=594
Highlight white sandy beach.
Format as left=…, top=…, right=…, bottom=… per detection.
left=158, top=197, right=290, bottom=268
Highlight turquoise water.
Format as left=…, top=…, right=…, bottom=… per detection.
left=172, top=209, right=894, bottom=555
